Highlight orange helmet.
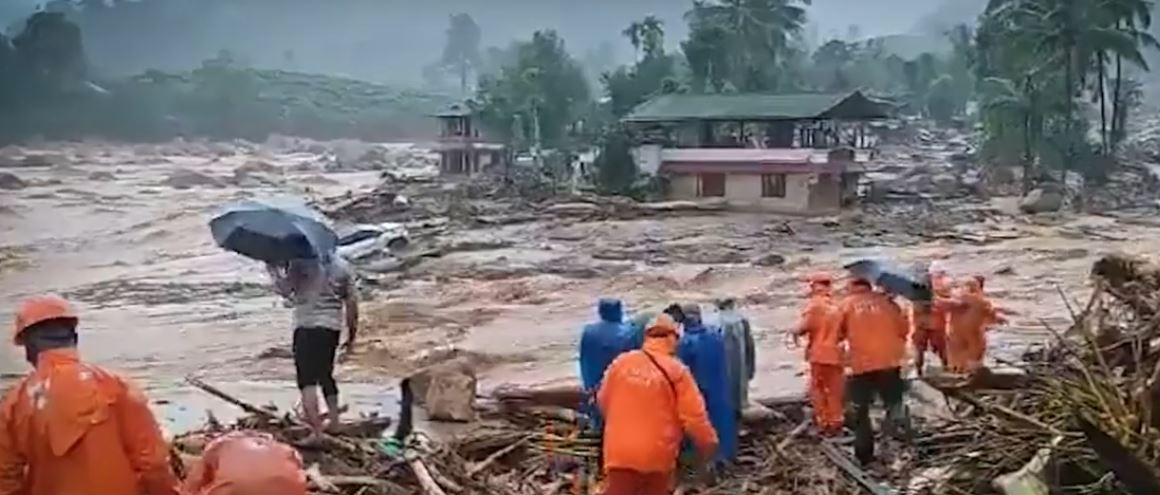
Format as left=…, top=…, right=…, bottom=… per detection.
left=13, top=295, right=77, bottom=345
left=645, top=313, right=679, bottom=338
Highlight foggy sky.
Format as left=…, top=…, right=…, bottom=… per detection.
left=0, top=0, right=988, bottom=85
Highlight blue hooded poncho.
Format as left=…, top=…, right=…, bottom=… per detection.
left=678, top=318, right=738, bottom=463
left=579, top=299, right=635, bottom=427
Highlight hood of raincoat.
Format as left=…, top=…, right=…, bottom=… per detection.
left=597, top=298, right=624, bottom=323
left=684, top=320, right=709, bottom=334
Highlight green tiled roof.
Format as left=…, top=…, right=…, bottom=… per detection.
left=623, top=90, right=890, bottom=123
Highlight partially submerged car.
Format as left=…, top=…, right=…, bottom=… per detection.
left=336, top=222, right=410, bottom=261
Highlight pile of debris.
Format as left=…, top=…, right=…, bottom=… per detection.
left=175, top=375, right=879, bottom=494
left=321, top=172, right=723, bottom=232
left=915, top=254, right=1160, bottom=494
left=461, top=392, right=870, bottom=495
left=175, top=377, right=482, bottom=495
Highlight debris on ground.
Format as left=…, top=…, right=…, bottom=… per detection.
left=916, top=253, right=1160, bottom=494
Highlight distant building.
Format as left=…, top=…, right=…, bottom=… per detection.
left=433, top=102, right=505, bottom=176
left=623, top=91, right=891, bottom=214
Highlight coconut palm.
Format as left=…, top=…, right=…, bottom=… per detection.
left=683, top=0, right=810, bottom=91
left=1101, top=0, right=1158, bottom=149
left=622, top=16, right=665, bottom=62
left=982, top=76, right=1044, bottom=192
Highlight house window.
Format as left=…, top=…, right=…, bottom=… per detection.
left=762, top=173, right=787, bottom=198
left=699, top=173, right=726, bottom=197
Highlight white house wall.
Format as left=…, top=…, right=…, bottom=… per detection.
left=666, top=172, right=816, bottom=213
left=724, top=173, right=811, bottom=211
left=670, top=174, right=699, bottom=198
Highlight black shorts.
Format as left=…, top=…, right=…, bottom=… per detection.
left=293, top=327, right=340, bottom=397
left=848, top=367, right=905, bottom=409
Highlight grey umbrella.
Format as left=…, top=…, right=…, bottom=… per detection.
left=209, top=197, right=337, bottom=263
left=844, top=258, right=932, bottom=302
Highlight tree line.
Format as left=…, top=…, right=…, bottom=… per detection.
left=976, top=0, right=1157, bottom=198
left=447, top=0, right=1158, bottom=197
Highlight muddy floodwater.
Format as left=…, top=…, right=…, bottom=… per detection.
left=1, top=141, right=1155, bottom=433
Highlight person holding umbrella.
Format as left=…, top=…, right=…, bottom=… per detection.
left=266, top=256, right=358, bottom=440
left=210, top=198, right=359, bottom=442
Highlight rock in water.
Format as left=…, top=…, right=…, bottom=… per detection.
left=19, top=153, right=65, bottom=168
left=931, top=173, right=959, bottom=196
left=234, top=160, right=279, bottom=177
left=162, top=168, right=223, bottom=189
left=751, top=253, right=787, bottom=266
left=409, top=361, right=477, bottom=422
left=1019, top=187, right=1063, bottom=214
left=0, top=172, right=27, bottom=190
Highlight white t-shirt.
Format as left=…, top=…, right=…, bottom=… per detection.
left=270, top=257, right=356, bottom=331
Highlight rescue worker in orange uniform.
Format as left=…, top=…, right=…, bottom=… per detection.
left=795, top=272, right=844, bottom=434
left=912, top=263, right=951, bottom=375
left=183, top=431, right=308, bottom=495
left=598, top=314, right=718, bottom=495
left=835, top=278, right=910, bottom=466
left=0, top=295, right=180, bottom=495
left=940, top=277, right=1007, bottom=374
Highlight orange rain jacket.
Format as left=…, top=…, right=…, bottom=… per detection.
left=183, top=431, right=308, bottom=495
left=598, top=317, right=718, bottom=474
left=939, top=280, right=1000, bottom=372
left=927, top=272, right=952, bottom=336
left=836, top=285, right=910, bottom=375
left=798, top=288, right=842, bottom=365
left=0, top=349, right=180, bottom=495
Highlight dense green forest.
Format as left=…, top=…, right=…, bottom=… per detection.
left=1, top=0, right=1157, bottom=199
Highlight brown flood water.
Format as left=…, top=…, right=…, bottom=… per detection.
left=1, top=142, right=1154, bottom=433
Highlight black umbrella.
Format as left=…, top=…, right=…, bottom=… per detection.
left=209, top=198, right=337, bottom=263
left=844, top=258, right=932, bottom=302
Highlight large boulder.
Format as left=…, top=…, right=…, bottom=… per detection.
left=931, top=173, right=959, bottom=196
left=751, top=253, right=787, bottom=267
left=162, top=168, right=223, bottom=189
left=408, top=360, right=477, bottom=422
left=1019, top=187, right=1063, bottom=214
left=0, top=172, right=27, bottom=190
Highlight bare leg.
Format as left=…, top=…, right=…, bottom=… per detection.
left=325, top=394, right=341, bottom=432
left=301, top=385, right=323, bottom=439
left=915, top=348, right=926, bottom=377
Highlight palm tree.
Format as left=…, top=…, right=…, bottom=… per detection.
left=640, top=16, right=665, bottom=60
left=622, top=21, right=643, bottom=61
left=684, top=0, right=810, bottom=91
left=623, top=16, right=666, bottom=62
left=1102, top=0, right=1158, bottom=150
left=441, top=14, right=483, bottom=97
left=982, top=76, right=1043, bottom=193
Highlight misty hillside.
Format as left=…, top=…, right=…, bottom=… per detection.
left=1, top=0, right=983, bottom=86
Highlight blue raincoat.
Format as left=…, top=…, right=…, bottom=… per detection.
left=579, top=299, right=635, bottom=428
left=678, top=320, right=738, bottom=463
